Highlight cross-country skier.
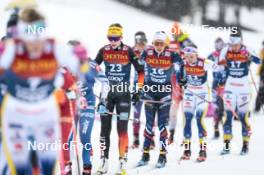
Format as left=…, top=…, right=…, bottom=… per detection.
left=219, top=30, right=262, bottom=155
left=71, top=41, right=109, bottom=175
left=95, top=23, right=144, bottom=175
left=136, top=31, right=186, bottom=168
left=0, top=8, right=79, bottom=175
left=180, top=46, right=220, bottom=162
left=131, top=31, right=149, bottom=149
left=255, top=40, right=264, bottom=112
left=207, top=37, right=226, bottom=139
left=167, top=22, right=196, bottom=144
left=58, top=64, right=76, bottom=175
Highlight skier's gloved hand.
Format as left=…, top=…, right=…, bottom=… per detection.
left=132, top=89, right=143, bottom=106
left=97, top=99, right=107, bottom=114
left=179, top=78, right=187, bottom=89
left=66, top=90, right=77, bottom=100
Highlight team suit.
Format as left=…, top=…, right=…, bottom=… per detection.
left=0, top=38, right=78, bottom=175
left=95, top=43, right=144, bottom=161
left=219, top=44, right=262, bottom=154
left=181, top=50, right=219, bottom=161
left=77, top=59, right=109, bottom=173
left=137, top=44, right=185, bottom=168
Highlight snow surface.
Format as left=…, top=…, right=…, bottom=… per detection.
left=0, top=0, right=263, bottom=175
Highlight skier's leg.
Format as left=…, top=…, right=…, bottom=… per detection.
left=255, top=84, right=264, bottom=112
left=0, top=144, right=9, bottom=175
left=211, top=86, right=220, bottom=137
left=195, top=91, right=209, bottom=161
left=182, top=91, right=195, bottom=142
left=195, top=92, right=209, bottom=142
left=168, top=83, right=182, bottom=143
left=168, top=101, right=178, bottom=144
left=1, top=95, right=31, bottom=174
left=237, top=93, right=251, bottom=154
left=59, top=99, right=73, bottom=174
left=79, top=101, right=95, bottom=174
left=255, top=65, right=264, bottom=112
left=157, top=94, right=171, bottom=152
left=221, top=89, right=236, bottom=154
left=143, top=98, right=156, bottom=150
left=115, top=92, right=130, bottom=174
left=156, top=97, right=170, bottom=168
left=35, top=95, right=61, bottom=175
left=137, top=94, right=156, bottom=166
left=99, top=92, right=114, bottom=159
left=132, top=101, right=143, bottom=147
left=214, top=95, right=224, bottom=132
left=181, top=90, right=195, bottom=160
left=116, top=92, right=131, bottom=159
left=223, top=90, right=236, bottom=141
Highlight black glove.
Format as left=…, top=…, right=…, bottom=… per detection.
left=179, top=78, right=187, bottom=89
left=132, top=89, right=143, bottom=106
left=97, top=99, right=107, bottom=114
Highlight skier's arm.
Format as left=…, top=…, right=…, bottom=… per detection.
left=204, top=58, right=222, bottom=72
left=218, top=46, right=228, bottom=65
left=172, top=52, right=186, bottom=85
left=95, top=48, right=104, bottom=65
left=92, top=61, right=109, bottom=100
left=55, top=43, right=79, bottom=76
left=0, top=39, right=15, bottom=69
left=207, top=53, right=215, bottom=62
left=249, top=52, right=262, bottom=64
left=129, top=47, right=144, bottom=89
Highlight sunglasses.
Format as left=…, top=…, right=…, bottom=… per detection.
left=153, top=42, right=165, bottom=46
left=184, top=53, right=196, bottom=58
left=108, top=36, right=121, bottom=42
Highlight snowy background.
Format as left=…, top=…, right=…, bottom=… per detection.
left=0, top=0, right=263, bottom=175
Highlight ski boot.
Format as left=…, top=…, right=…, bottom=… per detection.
left=240, top=141, right=249, bottom=155
left=196, top=142, right=207, bottom=162
left=96, top=158, right=108, bottom=175
left=83, top=164, right=92, bottom=175
left=155, top=151, right=167, bottom=168
left=64, top=161, right=72, bottom=175
left=220, top=140, right=230, bottom=155
left=168, top=129, right=175, bottom=145
left=116, top=158, right=127, bottom=175
left=212, top=127, right=220, bottom=139
left=136, top=149, right=150, bottom=167
left=131, top=135, right=140, bottom=149
left=180, top=141, right=191, bottom=160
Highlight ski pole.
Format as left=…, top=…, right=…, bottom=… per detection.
left=185, top=88, right=239, bottom=119
left=100, top=110, right=146, bottom=124
left=69, top=100, right=81, bottom=175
